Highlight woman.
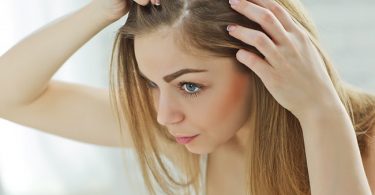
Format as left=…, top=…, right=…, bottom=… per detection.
left=0, top=0, right=374, bottom=194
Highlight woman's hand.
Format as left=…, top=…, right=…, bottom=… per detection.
left=90, top=0, right=160, bottom=22
left=227, top=0, right=342, bottom=120
left=135, top=0, right=161, bottom=6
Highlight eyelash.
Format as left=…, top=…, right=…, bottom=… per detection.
left=145, top=80, right=203, bottom=99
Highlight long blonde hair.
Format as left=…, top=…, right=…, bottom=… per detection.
left=109, top=0, right=375, bottom=194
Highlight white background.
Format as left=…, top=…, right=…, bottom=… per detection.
left=0, top=0, right=374, bottom=194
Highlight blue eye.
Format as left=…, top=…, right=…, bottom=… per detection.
left=178, top=81, right=203, bottom=98
left=144, top=79, right=203, bottom=99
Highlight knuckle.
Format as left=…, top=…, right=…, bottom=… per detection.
left=269, top=3, right=283, bottom=16
left=246, top=53, right=257, bottom=63
left=297, top=30, right=310, bottom=43
left=260, top=10, right=275, bottom=24
left=253, top=32, right=267, bottom=46
left=283, top=32, right=295, bottom=46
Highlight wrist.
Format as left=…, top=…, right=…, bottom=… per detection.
left=82, top=3, right=116, bottom=27
left=296, top=96, right=349, bottom=127
left=297, top=101, right=350, bottom=131
left=294, top=86, right=345, bottom=120
left=88, top=0, right=128, bottom=24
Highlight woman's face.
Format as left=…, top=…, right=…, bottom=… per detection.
left=134, top=28, right=254, bottom=154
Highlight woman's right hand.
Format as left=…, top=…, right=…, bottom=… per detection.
left=91, top=0, right=159, bottom=22
left=135, top=0, right=160, bottom=6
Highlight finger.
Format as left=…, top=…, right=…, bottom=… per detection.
left=227, top=25, right=281, bottom=68
left=236, top=49, right=275, bottom=83
left=250, top=0, right=299, bottom=32
left=133, top=0, right=149, bottom=6
left=229, top=0, right=290, bottom=46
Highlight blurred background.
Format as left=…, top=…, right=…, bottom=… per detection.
left=0, top=0, right=374, bottom=194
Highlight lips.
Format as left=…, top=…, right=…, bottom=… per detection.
left=174, top=134, right=199, bottom=137
left=169, top=131, right=199, bottom=137
left=175, top=134, right=199, bottom=144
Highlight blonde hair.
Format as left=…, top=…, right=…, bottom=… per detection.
left=109, top=0, right=375, bottom=194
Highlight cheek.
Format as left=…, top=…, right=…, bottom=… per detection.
left=217, top=83, right=248, bottom=115
left=198, top=76, right=252, bottom=132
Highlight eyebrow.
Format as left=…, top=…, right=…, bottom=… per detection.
left=139, top=68, right=208, bottom=83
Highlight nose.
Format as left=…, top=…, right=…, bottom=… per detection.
left=155, top=92, right=184, bottom=126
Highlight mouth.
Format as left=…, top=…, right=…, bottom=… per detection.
left=174, top=134, right=200, bottom=144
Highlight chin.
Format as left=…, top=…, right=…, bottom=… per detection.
left=185, top=144, right=215, bottom=155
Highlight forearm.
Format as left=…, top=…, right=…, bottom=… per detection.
left=299, top=104, right=372, bottom=195
left=0, top=2, right=114, bottom=107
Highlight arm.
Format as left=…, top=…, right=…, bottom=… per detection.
left=0, top=2, right=131, bottom=147
left=299, top=103, right=372, bottom=195
left=0, top=2, right=115, bottom=108
left=227, top=0, right=372, bottom=193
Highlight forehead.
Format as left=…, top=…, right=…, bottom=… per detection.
left=134, top=29, right=205, bottom=70
left=134, top=28, right=236, bottom=76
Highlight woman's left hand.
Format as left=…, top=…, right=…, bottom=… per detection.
left=227, top=0, right=343, bottom=119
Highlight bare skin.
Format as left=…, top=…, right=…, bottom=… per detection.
left=136, top=0, right=375, bottom=193
left=228, top=0, right=373, bottom=194
left=135, top=28, right=255, bottom=195
left=134, top=28, right=254, bottom=155
left=0, top=0, right=374, bottom=194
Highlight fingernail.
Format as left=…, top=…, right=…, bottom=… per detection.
left=227, top=24, right=236, bottom=32
left=229, top=0, right=240, bottom=6
left=155, top=0, right=160, bottom=6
